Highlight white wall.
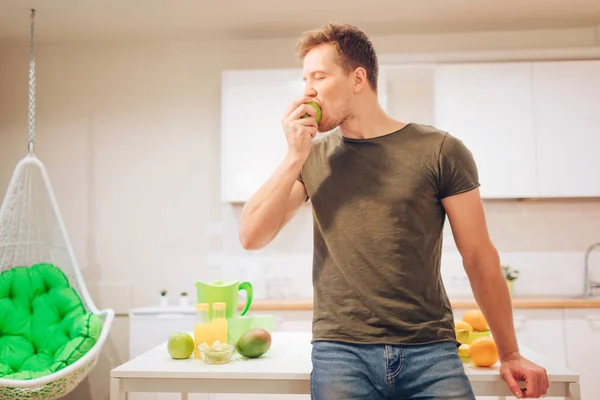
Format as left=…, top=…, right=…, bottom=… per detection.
left=1, top=25, right=600, bottom=399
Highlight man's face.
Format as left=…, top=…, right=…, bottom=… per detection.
left=302, top=43, right=354, bottom=132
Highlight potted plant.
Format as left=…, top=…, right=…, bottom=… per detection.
left=179, top=291, right=189, bottom=307
left=501, top=265, right=519, bottom=296
left=159, top=289, right=169, bottom=307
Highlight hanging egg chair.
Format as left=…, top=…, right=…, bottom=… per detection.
left=0, top=9, right=114, bottom=400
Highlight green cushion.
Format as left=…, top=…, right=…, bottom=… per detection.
left=0, top=263, right=102, bottom=380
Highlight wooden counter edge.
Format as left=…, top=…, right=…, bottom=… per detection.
left=239, top=297, right=600, bottom=311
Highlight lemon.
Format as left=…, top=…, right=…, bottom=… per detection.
left=455, top=320, right=473, bottom=334
left=458, top=344, right=471, bottom=363
left=455, top=329, right=470, bottom=345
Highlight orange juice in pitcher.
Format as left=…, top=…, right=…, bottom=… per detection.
left=193, top=303, right=213, bottom=359
left=210, top=302, right=228, bottom=345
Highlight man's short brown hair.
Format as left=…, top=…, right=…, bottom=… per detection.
left=295, top=22, right=379, bottom=92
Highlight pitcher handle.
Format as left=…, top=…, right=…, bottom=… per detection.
left=238, top=281, right=253, bottom=316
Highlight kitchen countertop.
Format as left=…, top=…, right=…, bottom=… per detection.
left=241, top=296, right=600, bottom=311
left=111, top=331, right=581, bottom=398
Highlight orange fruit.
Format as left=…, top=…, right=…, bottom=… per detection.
left=469, top=336, right=499, bottom=367
left=454, top=320, right=473, bottom=334
left=462, top=309, right=488, bottom=332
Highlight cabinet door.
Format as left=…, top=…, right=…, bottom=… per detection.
left=564, top=308, right=600, bottom=400
left=221, top=69, right=303, bottom=202
left=129, top=313, right=210, bottom=400
left=129, top=313, right=196, bottom=359
left=511, top=309, right=566, bottom=367
left=532, top=60, right=600, bottom=197
left=382, top=65, right=436, bottom=125
left=433, top=62, right=538, bottom=198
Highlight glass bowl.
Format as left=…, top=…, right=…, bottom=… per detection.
left=197, top=342, right=235, bottom=364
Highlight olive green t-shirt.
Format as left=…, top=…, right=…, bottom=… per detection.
left=298, top=123, right=480, bottom=346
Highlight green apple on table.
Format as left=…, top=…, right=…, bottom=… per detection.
left=167, top=332, right=194, bottom=359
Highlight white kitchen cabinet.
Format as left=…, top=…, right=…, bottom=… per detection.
left=129, top=306, right=196, bottom=359
left=221, top=68, right=303, bottom=202
left=511, top=309, right=566, bottom=367
left=382, top=64, right=436, bottom=125
left=532, top=60, right=600, bottom=197
left=128, top=306, right=209, bottom=400
left=564, top=308, right=600, bottom=400
left=433, top=62, right=538, bottom=198
left=221, top=60, right=600, bottom=201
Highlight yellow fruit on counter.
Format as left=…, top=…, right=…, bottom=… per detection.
left=469, top=336, right=499, bottom=367
left=454, top=320, right=473, bottom=334
left=462, top=309, right=488, bottom=332
left=457, top=344, right=470, bottom=362
left=455, top=329, right=470, bottom=345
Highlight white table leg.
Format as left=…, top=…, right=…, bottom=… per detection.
left=181, top=393, right=189, bottom=400
left=568, top=382, right=581, bottom=400
left=110, top=378, right=126, bottom=400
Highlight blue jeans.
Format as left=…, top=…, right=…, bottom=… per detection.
left=310, top=340, right=475, bottom=399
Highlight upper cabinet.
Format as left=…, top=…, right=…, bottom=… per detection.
left=220, top=60, right=600, bottom=202
left=221, top=68, right=303, bottom=202
left=431, top=59, right=600, bottom=199
left=433, top=62, right=538, bottom=198
left=381, top=65, right=436, bottom=126
left=532, top=60, right=600, bottom=198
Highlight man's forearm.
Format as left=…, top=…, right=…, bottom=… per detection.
left=239, top=153, right=304, bottom=250
left=463, top=245, right=520, bottom=361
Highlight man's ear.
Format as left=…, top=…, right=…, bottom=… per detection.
left=353, top=67, right=368, bottom=93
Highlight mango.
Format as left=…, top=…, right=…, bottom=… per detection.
left=236, top=328, right=272, bottom=358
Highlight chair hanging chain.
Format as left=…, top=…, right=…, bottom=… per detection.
left=28, top=9, right=36, bottom=154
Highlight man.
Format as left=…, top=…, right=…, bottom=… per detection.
left=239, top=22, right=549, bottom=399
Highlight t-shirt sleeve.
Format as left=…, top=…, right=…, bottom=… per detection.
left=438, top=133, right=480, bottom=199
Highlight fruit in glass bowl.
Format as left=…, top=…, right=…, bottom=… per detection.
left=197, top=341, right=235, bottom=364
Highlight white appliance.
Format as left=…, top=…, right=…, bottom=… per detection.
left=129, top=305, right=197, bottom=359
left=129, top=306, right=213, bottom=400
left=127, top=306, right=304, bottom=400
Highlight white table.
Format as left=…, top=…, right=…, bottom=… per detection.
left=110, top=331, right=581, bottom=400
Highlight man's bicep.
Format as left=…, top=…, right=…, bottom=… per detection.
left=442, top=187, right=492, bottom=258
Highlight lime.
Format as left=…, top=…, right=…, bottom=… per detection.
left=167, top=332, right=194, bottom=360
left=301, top=101, right=322, bottom=125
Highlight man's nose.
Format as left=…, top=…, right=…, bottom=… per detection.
left=303, top=86, right=317, bottom=98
